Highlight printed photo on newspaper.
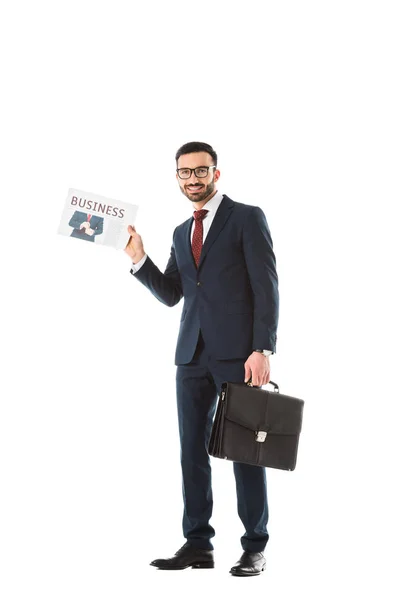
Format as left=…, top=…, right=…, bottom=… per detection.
left=58, top=188, right=139, bottom=250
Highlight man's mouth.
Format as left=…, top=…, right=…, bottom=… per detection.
left=187, top=185, right=204, bottom=193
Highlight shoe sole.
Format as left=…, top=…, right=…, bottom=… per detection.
left=151, top=560, right=215, bottom=570
left=230, top=564, right=266, bottom=576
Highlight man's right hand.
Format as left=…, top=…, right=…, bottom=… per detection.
left=124, top=225, right=145, bottom=263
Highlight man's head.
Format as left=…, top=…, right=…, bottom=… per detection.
left=175, top=141, right=220, bottom=207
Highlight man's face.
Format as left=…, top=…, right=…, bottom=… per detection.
left=176, top=151, right=220, bottom=204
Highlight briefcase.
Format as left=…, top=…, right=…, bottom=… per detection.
left=208, top=380, right=304, bottom=471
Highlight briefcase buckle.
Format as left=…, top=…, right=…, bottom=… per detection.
left=256, top=430, right=267, bottom=442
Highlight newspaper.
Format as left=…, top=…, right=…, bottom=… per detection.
left=58, top=188, right=138, bottom=250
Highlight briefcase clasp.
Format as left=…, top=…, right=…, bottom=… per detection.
left=256, top=430, right=267, bottom=442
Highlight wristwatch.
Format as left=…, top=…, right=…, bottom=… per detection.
left=253, top=349, right=273, bottom=356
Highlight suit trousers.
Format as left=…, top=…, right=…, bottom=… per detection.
left=175, top=330, right=269, bottom=553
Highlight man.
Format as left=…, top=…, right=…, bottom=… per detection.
left=124, top=141, right=279, bottom=576
left=69, top=211, right=104, bottom=242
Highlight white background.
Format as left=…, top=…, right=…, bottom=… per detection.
left=0, top=1, right=399, bottom=598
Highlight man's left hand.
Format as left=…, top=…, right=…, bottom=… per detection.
left=244, top=352, right=271, bottom=387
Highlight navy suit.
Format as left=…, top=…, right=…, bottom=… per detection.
left=132, top=194, right=279, bottom=552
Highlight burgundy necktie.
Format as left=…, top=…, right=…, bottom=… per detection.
left=192, top=209, right=209, bottom=267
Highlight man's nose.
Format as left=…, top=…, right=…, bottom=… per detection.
left=188, top=172, right=201, bottom=183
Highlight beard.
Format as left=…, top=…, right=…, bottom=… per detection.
left=179, top=180, right=215, bottom=203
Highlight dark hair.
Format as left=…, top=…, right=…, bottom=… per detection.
left=175, top=141, right=218, bottom=166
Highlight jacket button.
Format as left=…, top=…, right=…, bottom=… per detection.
left=197, top=282, right=201, bottom=287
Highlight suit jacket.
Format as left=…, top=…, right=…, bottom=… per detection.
left=132, top=194, right=279, bottom=365
left=69, top=211, right=104, bottom=242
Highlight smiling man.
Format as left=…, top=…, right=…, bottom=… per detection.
left=124, top=141, right=279, bottom=576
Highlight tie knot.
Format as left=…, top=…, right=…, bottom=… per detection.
left=193, top=209, right=209, bottom=222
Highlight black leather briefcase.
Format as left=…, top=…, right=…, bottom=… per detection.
left=208, top=380, right=304, bottom=471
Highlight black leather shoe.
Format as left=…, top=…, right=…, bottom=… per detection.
left=150, top=542, right=214, bottom=570
left=229, top=551, right=266, bottom=576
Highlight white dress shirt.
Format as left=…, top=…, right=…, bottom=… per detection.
left=130, top=190, right=272, bottom=356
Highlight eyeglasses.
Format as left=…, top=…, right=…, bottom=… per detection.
left=176, top=165, right=216, bottom=179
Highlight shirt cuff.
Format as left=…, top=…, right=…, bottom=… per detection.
left=130, top=254, right=148, bottom=273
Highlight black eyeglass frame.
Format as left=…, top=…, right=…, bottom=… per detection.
left=176, top=165, right=217, bottom=179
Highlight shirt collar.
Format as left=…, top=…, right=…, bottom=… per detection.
left=192, top=190, right=224, bottom=215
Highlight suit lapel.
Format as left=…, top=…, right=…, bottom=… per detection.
left=182, top=217, right=197, bottom=270
left=198, top=195, right=234, bottom=270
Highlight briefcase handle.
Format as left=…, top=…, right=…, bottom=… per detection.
left=246, top=378, right=280, bottom=393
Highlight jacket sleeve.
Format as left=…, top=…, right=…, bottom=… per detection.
left=93, top=218, right=104, bottom=236
left=68, top=211, right=84, bottom=228
left=131, top=228, right=183, bottom=308
left=242, top=206, right=279, bottom=353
